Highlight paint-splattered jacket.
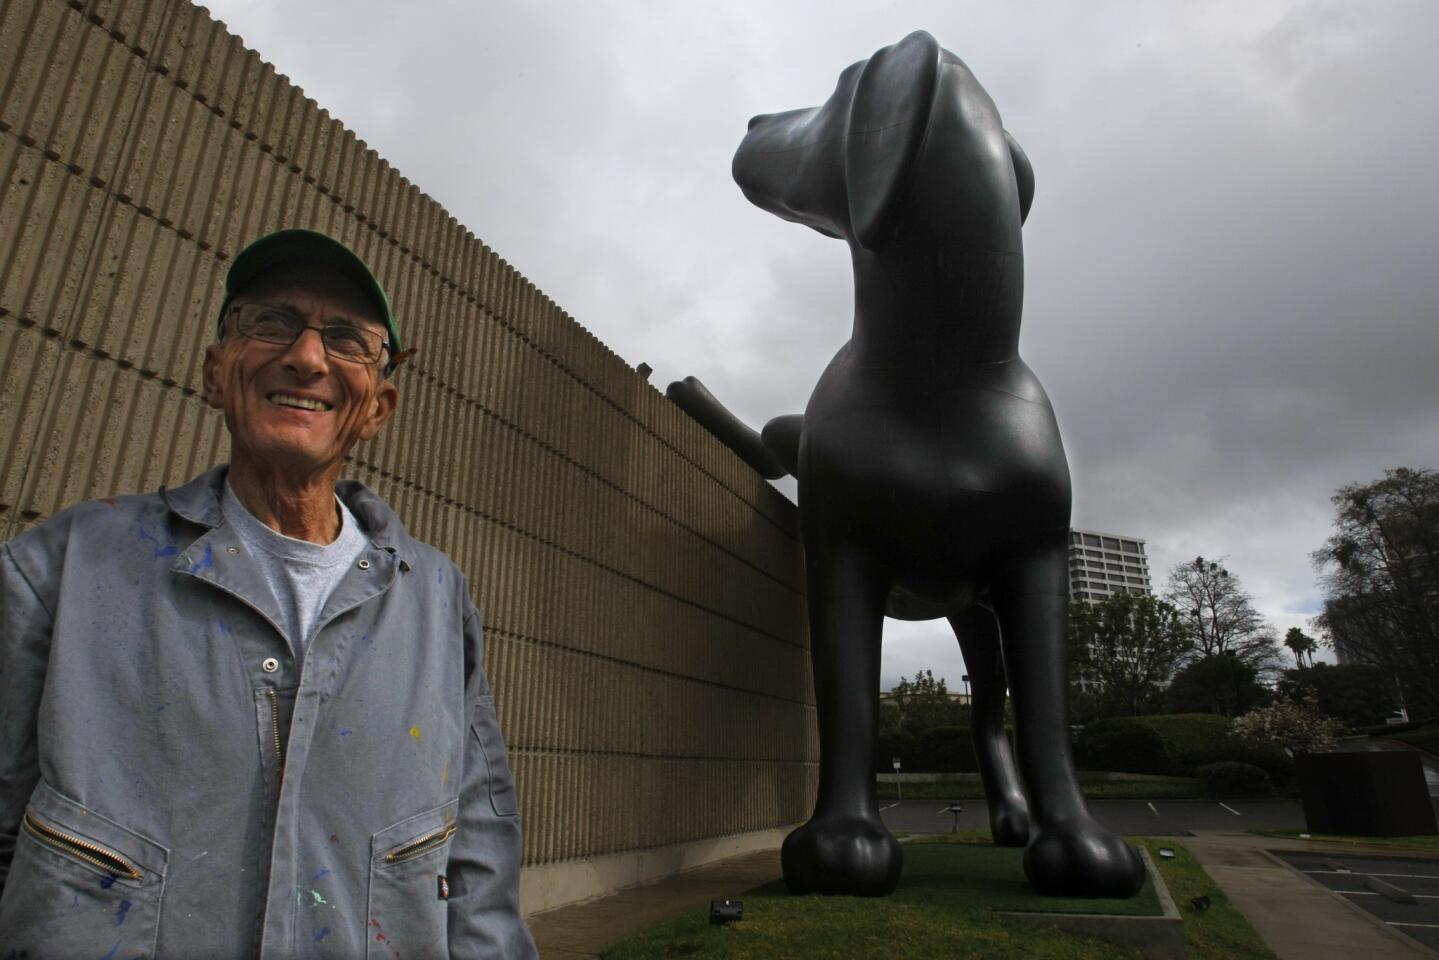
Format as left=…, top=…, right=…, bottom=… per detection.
left=0, top=465, right=537, bottom=959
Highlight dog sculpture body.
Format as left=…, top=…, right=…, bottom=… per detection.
left=669, top=31, right=1145, bottom=898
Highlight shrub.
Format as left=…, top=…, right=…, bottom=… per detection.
left=1196, top=761, right=1272, bottom=798
left=1075, top=718, right=1171, bottom=775
left=1232, top=698, right=1341, bottom=756
left=915, top=725, right=978, bottom=773
left=877, top=726, right=977, bottom=773
left=1075, top=713, right=1294, bottom=780
left=1276, top=663, right=1400, bottom=730
left=1143, top=714, right=1233, bottom=773
left=1211, top=741, right=1292, bottom=782
left=876, top=730, right=917, bottom=773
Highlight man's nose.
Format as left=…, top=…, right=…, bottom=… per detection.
left=281, top=326, right=329, bottom=373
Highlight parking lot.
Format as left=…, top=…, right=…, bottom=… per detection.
left=1273, top=850, right=1439, bottom=952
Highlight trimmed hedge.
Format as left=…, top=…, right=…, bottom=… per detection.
left=877, top=726, right=979, bottom=773
left=1075, top=714, right=1291, bottom=779
left=1074, top=718, right=1171, bottom=775
left=1197, top=761, right=1272, bottom=798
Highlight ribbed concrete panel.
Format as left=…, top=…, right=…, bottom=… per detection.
left=1, top=0, right=814, bottom=883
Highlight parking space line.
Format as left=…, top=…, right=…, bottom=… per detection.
left=1147, top=802, right=1158, bottom=816
left=1300, top=869, right=1439, bottom=881
left=1218, top=802, right=1242, bottom=816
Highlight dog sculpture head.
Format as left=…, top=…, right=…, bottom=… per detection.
left=733, top=30, right=1034, bottom=253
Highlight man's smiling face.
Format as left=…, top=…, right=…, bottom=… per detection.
left=203, top=262, right=398, bottom=483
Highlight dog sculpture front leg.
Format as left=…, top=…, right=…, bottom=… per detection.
left=949, top=606, right=1030, bottom=846
left=991, top=541, right=1145, bottom=897
left=781, top=543, right=902, bottom=896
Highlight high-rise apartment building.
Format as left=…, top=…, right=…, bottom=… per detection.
left=1069, top=529, right=1152, bottom=602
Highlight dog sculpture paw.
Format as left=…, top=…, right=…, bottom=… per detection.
left=781, top=816, right=903, bottom=896
left=988, top=795, right=1031, bottom=847
left=1023, top=817, right=1146, bottom=898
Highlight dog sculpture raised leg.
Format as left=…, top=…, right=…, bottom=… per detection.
left=670, top=30, right=1144, bottom=899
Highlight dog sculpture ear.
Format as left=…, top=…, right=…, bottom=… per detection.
left=1005, top=130, right=1035, bottom=226
left=846, top=30, right=941, bottom=250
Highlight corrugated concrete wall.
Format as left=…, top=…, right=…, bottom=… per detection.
left=0, top=0, right=815, bottom=910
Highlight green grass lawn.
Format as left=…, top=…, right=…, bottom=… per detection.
left=1131, top=838, right=1277, bottom=960
left=877, top=773, right=1205, bottom=803
left=601, top=837, right=1277, bottom=960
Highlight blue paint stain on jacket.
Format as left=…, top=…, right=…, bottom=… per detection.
left=188, top=543, right=213, bottom=574
left=136, top=523, right=178, bottom=558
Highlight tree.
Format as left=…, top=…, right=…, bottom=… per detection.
left=1163, top=556, right=1282, bottom=674
left=1069, top=594, right=1189, bottom=717
left=1283, top=627, right=1318, bottom=668
left=889, top=669, right=963, bottom=733
left=1312, top=467, right=1439, bottom=720
left=1275, top=663, right=1400, bottom=730
left=1164, top=654, right=1272, bottom=717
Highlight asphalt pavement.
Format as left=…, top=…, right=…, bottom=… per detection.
left=879, top=797, right=1307, bottom=836
left=1273, top=849, right=1439, bottom=952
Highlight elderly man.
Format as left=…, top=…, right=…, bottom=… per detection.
left=0, top=230, right=537, bottom=958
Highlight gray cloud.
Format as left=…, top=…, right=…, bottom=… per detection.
left=206, top=0, right=1439, bottom=689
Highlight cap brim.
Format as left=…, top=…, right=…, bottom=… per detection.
left=220, top=229, right=401, bottom=364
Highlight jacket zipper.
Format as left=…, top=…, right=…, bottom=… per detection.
left=267, top=687, right=283, bottom=766
left=384, top=823, right=458, bottom=864
left=22, top=811, right=141, bottom=881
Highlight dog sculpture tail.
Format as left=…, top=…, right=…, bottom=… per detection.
left=666, top=377, right=799, bottom=479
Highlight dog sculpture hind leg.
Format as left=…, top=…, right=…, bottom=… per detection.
left=670, top=31, right=1144, bottom=899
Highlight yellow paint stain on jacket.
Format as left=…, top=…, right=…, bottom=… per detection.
left=409, top=726, right=421, bottom=742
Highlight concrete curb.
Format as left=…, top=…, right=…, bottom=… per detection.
left=999, top=848, right=1187, bottom=960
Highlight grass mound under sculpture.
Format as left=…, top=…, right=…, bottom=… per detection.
left=601, top=837, right=1276, bottom=960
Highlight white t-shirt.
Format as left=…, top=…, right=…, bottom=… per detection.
left=222, top=480, right=369, bottom=662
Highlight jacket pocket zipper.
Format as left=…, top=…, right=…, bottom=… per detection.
left=384, top=823, right=458, bottom=865
left=267, top=687, right=283, bottom=766
left=22, top=811, right=142, bottom=881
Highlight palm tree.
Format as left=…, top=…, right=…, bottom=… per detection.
left=1284, top=627, right=1317, bottom=668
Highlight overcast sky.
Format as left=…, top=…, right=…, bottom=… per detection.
left=204, top=0, right=1439, bottom=690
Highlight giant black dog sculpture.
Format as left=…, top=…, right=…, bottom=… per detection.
left=669, top=31, right=1145, bottom=898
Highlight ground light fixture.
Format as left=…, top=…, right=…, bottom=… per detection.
left=1158, top=848, right=1176, bottom=860
left=710, top=900, right=743, bottom=925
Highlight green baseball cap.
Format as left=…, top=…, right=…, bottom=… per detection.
left=218, top=229, right=405, bottom=374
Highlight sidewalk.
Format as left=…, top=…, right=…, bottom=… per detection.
left=1183, top=831, right=1436, bottom=959
left=526, top=834, right=1438, bottom=959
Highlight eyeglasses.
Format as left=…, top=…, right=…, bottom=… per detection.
left=226, top=302, right=389, bottom=366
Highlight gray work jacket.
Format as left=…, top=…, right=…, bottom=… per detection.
left=0, top=466, right=537, bottom=959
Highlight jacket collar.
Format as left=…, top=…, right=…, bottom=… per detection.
left=160, top=464, right=414, bottom=562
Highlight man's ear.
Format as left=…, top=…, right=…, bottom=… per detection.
left=845, top=30, right=941, bottom=250
left=359, top=379, right=399, bottom=442
left=202, top=342, right=226, bottom=410
left=1005, top=130, right=1035, bottom=226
